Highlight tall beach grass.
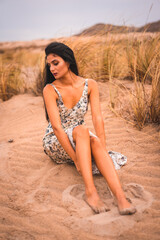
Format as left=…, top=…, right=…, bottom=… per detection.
left=0, top=33, right=159, bottom=128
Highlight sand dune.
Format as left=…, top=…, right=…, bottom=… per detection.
left=0, top=82, right=159, bottom=240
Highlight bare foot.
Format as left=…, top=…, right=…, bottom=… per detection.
left=117, top=198, right=136, bottom=215
left=83, top=191, right=110, bottom=214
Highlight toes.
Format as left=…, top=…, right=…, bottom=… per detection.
left=126, top=197, right=132, bottom=203
left=119, top=206, right=136, bottom=215
left=101, top=207, right=106, bottom=213
left=92, top=206, right=99, bottom=214
left=105, top=206, right=110, bottom=212
left=83, top=194, right=110, bottom=214
left=93, top=205, right=110, bottom=214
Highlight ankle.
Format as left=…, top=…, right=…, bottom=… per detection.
left=115, top=193, right=128, bottom=204
left=85, top=186, right=97, bottom=197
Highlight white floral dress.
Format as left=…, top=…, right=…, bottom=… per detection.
left=43, top=79, right=127, bottom=174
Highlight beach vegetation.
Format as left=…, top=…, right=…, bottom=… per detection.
left=0, top=33, right=159, bottom=128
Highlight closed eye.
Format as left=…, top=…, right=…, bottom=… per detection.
left=53, top=62, right=58, bottom=66
left=47, top=60, right=59, bottom=67
left=51, top=60, right=59, bottom=66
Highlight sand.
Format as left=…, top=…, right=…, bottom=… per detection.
left=0, top=82, right=159, bottom=240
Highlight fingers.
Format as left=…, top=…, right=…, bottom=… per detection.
left=74, top=161, right=81, bottom=175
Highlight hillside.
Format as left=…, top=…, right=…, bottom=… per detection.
left=76, top=20, right=160, bottom=36
left=138, top=20, right=160, bottom=32
left=76, top=23, right=137, bottom=36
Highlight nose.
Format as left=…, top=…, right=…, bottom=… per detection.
left=50, top=64, right=55, bottom=72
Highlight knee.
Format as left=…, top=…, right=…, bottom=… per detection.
left=73, top=125, right=89, bottom=140
left=90, top=136, right=101, bottom=147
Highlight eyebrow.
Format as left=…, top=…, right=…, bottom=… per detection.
left=47, top=59, right=58, bottom=65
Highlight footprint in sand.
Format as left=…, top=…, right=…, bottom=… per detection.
left=7, top=189, right=54, bottom=216
left=62, top=183, right=153, bottom=237
left=4, top=230, right=35, bottom=240
left=25, top=189, right=54, bottom=214
left=33, top=189, right=53, bottom=204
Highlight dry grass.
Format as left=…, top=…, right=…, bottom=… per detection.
left=0, top=33, right=159, bottom=128
left=126, top=35, right=160, bottom=82
left=108, top=65, right=160, bottom=129
left=0, top=49, right=44, bottom=99
left=150, top=62, right=160, bottom=123
left=0, top=60, right=22, bottom=101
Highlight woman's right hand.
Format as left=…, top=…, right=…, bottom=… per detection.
left=73, top=157, right=81, bottom=175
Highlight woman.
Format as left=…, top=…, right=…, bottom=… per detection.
left=43, top=42, right=136, bottom=215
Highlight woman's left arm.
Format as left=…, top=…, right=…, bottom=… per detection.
left=88, top=79, right=106, bottom=149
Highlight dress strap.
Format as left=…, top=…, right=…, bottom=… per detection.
left=50, top=83, right=62, bottom=100
left=84, top=79, right=88, bottom=96
left=50, top=79, right=88, bottom=99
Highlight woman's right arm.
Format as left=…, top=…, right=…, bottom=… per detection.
left=43, top=85, right=77, bottom=164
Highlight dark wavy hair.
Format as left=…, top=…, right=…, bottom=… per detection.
left=44, top=42, right=79, bottom=87
left=43, top=42, right=79, bottom=121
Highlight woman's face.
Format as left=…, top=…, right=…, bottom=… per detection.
left=46, top=53, right=70, bottom=79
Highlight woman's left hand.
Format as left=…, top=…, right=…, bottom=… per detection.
left=74, top=160, right=81, bottom=175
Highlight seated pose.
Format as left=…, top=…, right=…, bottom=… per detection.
left=42, top=42, right=136, bottom=215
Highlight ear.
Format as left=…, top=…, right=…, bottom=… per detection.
left=66, top=62, right=70, bottom=69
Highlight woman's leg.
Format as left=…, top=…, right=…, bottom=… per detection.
left=72, top=125, right=109, bottom=213
left=90, top=136, right=136, bottom=215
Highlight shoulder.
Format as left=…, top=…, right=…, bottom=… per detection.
left=87, top=79, right=99, bottom=93
left=43, top=84, right=57, bottom=99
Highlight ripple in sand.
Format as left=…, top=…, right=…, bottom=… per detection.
left=3, top=230, right=35, bottom=240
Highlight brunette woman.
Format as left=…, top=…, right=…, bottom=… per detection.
left=43, top=42, right=136, bottom=215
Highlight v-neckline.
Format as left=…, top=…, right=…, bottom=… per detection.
left=53, top=80, right=87, bottom=111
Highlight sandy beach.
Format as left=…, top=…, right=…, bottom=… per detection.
left=0, top=81, right=159, bottom=240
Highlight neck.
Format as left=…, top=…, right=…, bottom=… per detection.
left=56, top=71, right=78, bottom=86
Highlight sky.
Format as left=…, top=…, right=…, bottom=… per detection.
left=0, top=0, right=160, bottom=42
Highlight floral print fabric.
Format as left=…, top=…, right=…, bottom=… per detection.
left=43, top=79, right=127, bottom=174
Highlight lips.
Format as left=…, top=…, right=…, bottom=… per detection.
left=53, top=73, right=58, bottom=77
